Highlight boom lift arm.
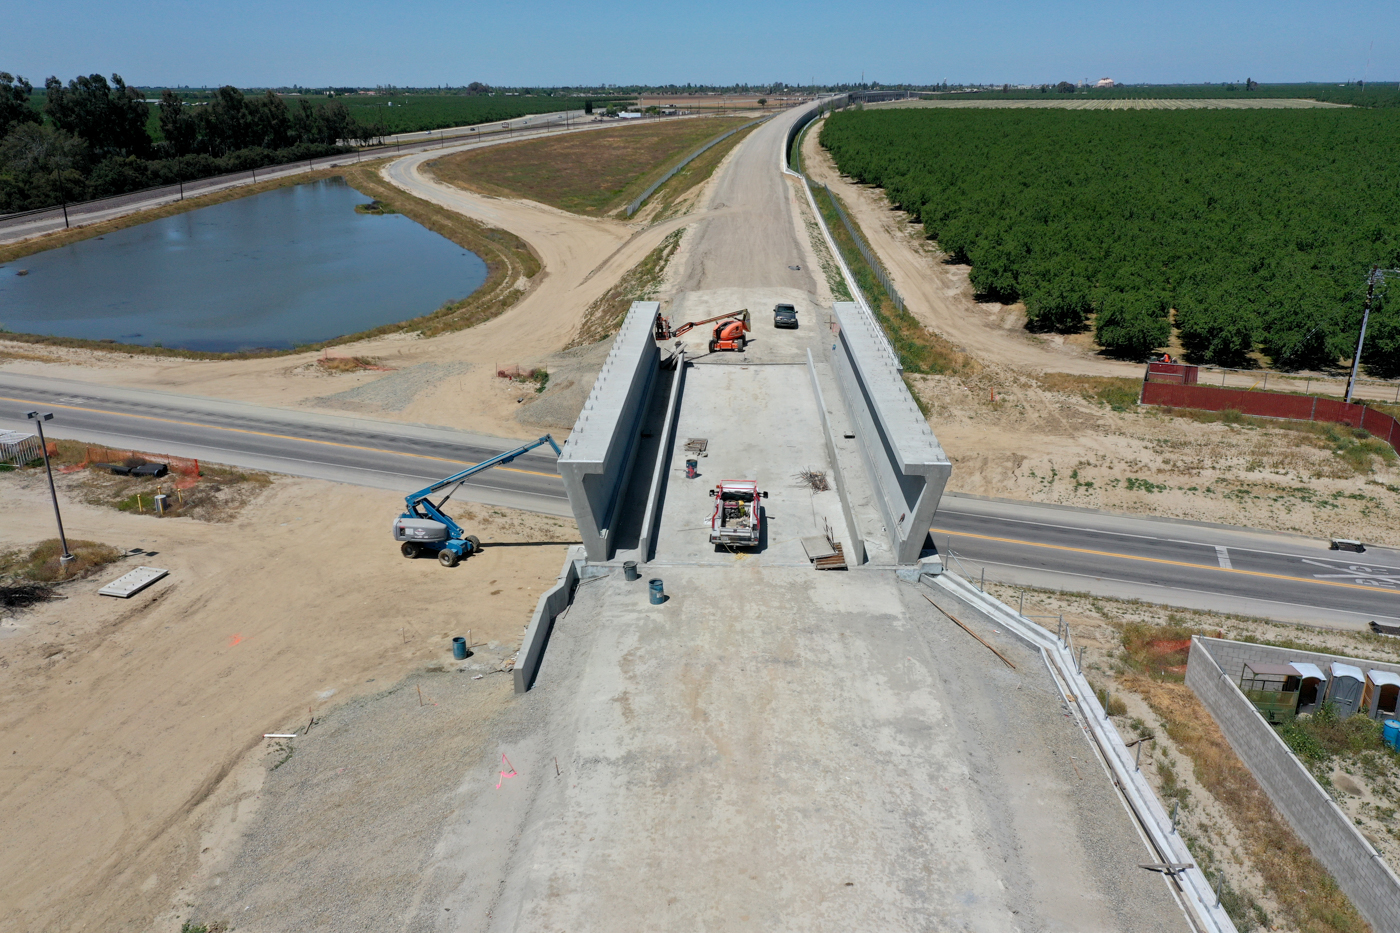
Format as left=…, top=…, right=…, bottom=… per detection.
left=393, top=434, right=562, bottom=567
left=654, top=309, right=750, bottom=341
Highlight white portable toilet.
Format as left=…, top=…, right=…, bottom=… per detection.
left=1291, top=661, right=1328, bottom=715
left=1326, top=662, right=1366, bottom=717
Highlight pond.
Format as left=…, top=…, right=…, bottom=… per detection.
left=0, top=178, right=489, bottom=352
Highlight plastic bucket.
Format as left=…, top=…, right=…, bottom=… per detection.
left=648, top=579, right=665, bottom=605
left=1385, top=720, right=1400, bottom=750
left=624, top=561, right=639, bottom=581
left=452, top=636, right=467, bottom=660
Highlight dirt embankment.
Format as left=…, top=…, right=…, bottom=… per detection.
left=0, top=468, right=575, bottom=932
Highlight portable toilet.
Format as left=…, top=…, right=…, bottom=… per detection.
left=1239, top=662, right=1303, bottom=724
left=1365, top=670, right=1400, bottom=720
left=1291, top=662, right=1328, bottom=715
left=1326, top=662, right=1366, bottom=717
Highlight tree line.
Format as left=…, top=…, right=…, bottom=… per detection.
left=820, top=108, right=1400, bottom=375
left=0, top=72, right=385, bottom=213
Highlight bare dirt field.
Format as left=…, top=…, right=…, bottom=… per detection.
left=0, top=466, right=575, bottom=932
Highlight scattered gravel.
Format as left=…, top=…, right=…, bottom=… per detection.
left=515, top=339, right=612, bottom=430
left=312, top=361, right=474, bottom=413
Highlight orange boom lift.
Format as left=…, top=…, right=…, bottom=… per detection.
left=653, top=309, right=751, bottom=353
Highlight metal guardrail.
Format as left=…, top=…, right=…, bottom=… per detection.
left=624, top=116, right=770, bottom=217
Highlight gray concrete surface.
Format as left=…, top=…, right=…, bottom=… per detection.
left=831, top=302, right=951, bottom=563
left=650, top=361, right=844, bottom=566
left=557, top=301, right=662, bottom=560
left=1188, top=637, right=1400, bottom=931
left=428, top=567, right=1191, bottom=932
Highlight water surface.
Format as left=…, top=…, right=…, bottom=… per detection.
left=0, top=179, right=488, bottom=352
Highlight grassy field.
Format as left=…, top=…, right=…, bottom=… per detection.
left=426, top=116, right=753, bottom=216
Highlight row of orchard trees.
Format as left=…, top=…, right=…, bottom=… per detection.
left=820, top=108, right=1400, bottom=375
left=0, top=73, right=384, bottom=213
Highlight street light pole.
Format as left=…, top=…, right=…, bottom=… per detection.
left=25, top=412, right=74, bottom=565
left=1346, top=266, right=1391, bottom=404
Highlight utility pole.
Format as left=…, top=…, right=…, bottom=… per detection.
left=26, top=412, right=74, bottom=565
left=1346, top=266, right=1382, bottom=403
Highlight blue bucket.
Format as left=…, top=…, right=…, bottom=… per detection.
left=452, top=636, right=467, bottom=660
left=648, top=579, right=665, bottom=605
left=1385, top=720, right=1400, bottom=751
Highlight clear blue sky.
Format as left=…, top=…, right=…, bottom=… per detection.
left=5, top=0, right=1396, bottom=88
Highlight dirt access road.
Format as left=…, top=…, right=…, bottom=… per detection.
left=0, top=117, right=727, bottom=441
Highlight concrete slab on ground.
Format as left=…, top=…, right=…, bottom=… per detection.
left=653, top=362, right=845, bottom=566
left=428, top=567, right=1192, bottom=932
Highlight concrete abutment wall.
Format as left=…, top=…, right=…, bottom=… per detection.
left=559, top=301, right=662, bottom=562
left=830, top=302, right=951, bottom=564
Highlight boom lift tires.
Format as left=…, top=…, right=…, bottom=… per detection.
left=393, top=436, right=560, bottom=568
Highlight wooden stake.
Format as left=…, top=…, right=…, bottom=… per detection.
left=921, top=593, right=1016, bottom=670
left=554, top=756, right=560, bottom=776
left=417, top=684, right=424, bottom=707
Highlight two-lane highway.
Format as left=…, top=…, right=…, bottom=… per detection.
left=4, top=373, right=1396, bottom=629
left=934, top=493, right=1400, bottom=628
left=0, top=373, right=569, bottom=516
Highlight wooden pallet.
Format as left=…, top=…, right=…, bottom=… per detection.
left=814, top=542, right=847, bottom=570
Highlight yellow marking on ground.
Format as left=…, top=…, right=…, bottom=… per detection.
left=932, top=528, right=1387, bottom=594
left=0, top=395, right=559, bottom=479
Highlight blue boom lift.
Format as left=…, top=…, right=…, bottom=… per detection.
left=393, top=434, right=561, bottom=567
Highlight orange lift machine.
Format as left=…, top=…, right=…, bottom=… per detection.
left=654, top=309, right=750, bottom=353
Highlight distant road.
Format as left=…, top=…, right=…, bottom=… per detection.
left=0, top=109, right=734, bottom=245
left=3, top=372, right=1395, bottom=629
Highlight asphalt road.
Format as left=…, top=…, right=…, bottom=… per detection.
left=935, top=493, right=1400, bottom=628
left=4, top=371, right=1395, bottom=627
left=0, top=373, right=569, bottom=517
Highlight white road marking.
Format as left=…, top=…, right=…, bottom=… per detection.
left=1215, top=546, right=1232, bottom=570
left=1300, top=559, right=1400, bottom=589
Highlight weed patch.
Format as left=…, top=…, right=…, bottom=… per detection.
left=0, top=538, right=122, bottom=585
left=1035, top=372, right=1142, bottom=410
left=810, top=182, right=973, bottom=375
left=571, top=229, right=683, bottom=348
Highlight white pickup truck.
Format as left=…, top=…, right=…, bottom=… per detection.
left=709, top=480, right=768, bottom=548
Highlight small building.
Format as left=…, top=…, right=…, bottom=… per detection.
left=1240, top=662, right=1302, bottom=723
left=1364, top=670, right=1400, bottom=719
left=1326, top=662, right=1367, bottom=717
left=1095, top=77, right=1116, bottom=88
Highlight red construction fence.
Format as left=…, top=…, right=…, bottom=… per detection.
left=1141, top=364, right=1399, bottom=451
left=58, top=445, right=202, bottom=489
